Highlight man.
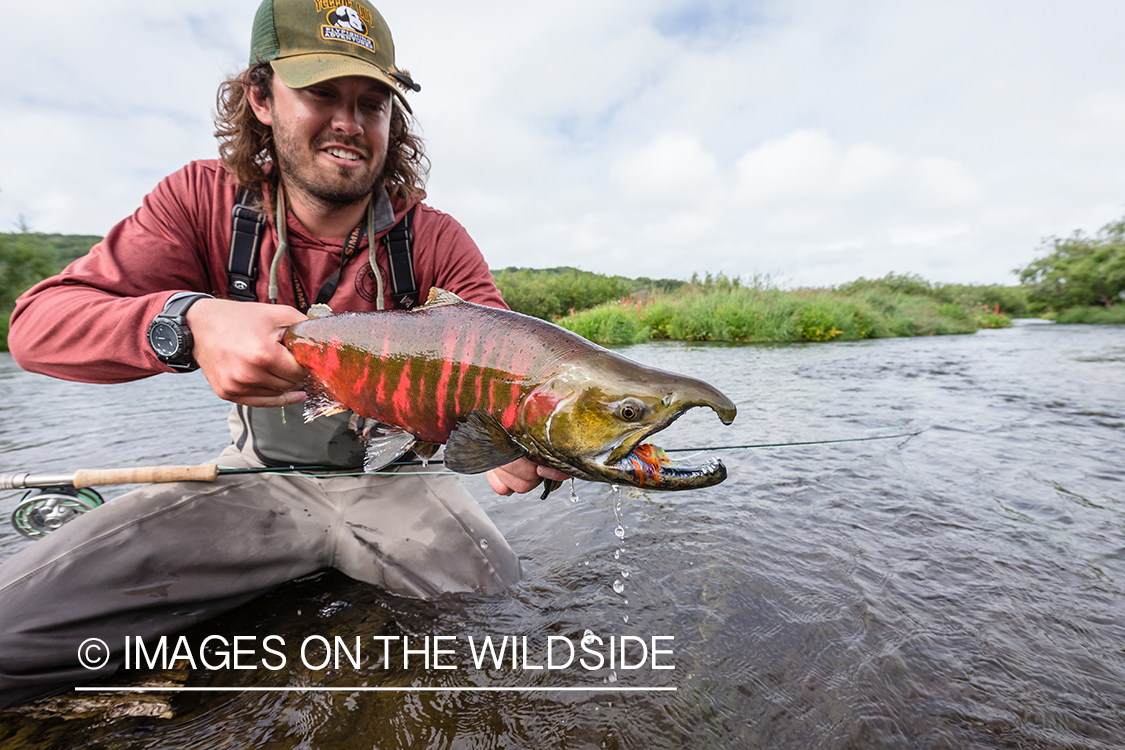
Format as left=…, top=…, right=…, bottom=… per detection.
left=0, top=0, right=565, bottom=708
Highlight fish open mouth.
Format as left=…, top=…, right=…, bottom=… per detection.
left=609, top=442, right=727, bottom=489
left=592, top=398, right=735, bottom=491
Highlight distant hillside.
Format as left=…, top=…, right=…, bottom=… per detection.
left=0, top=232, right=102, bottom=267
left=492, top=266, right=685, bottom=320
left=1, top=233, right=102, bottom=350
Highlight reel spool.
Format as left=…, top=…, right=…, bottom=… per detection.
left=11, top=486, right=104, bottom=539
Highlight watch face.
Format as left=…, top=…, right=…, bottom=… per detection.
left=149, top=322, right=181, bottom=357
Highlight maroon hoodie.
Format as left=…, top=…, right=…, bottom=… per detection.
left=9, top=159, right=506, bottom=383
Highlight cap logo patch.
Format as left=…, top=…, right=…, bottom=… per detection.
left=317, top=2, right=376, bottom=53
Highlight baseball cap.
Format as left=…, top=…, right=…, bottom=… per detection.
left=249, top=0, right=420, bottom=112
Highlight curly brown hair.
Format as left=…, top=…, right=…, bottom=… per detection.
left=214, top=63, right=429, bottom=206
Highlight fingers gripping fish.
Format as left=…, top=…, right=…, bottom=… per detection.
left=282, top=288, right=737, bottom=498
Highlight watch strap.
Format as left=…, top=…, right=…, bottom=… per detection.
left=151, top=292, right=214, bottom=372
left=162, top=291, right=213, bottom=318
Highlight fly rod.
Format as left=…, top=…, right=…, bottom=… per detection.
left=1, top=430, right=923, bottom=491
left=0, top=464, right=353, bottom=491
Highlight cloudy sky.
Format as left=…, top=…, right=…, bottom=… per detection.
left=2, top=0, right=1123, bottom=287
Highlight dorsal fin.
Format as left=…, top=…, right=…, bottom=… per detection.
left=306, top=303, right=335, bottom=319
left=413, top=287, right=463, bottom=311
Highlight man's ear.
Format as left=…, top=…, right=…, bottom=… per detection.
left=246, top=77, right=274, bottom=126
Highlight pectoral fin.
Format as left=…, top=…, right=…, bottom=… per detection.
left=444, top=411, right=527, bottom=474
left=303, top=376, right=348, bottom=421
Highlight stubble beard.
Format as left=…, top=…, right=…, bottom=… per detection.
left=272, top=122, right=388, bottom=211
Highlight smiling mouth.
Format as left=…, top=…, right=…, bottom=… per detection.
left=324, top=147, right=364, bottom=163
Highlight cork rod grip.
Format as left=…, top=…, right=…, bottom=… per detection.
left=72, top=465, right=220, bottom=488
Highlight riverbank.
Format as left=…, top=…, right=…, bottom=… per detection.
left=555, top=280, right=1013, bottom=345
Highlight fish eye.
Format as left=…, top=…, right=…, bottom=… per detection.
left=617, top=399, right=646, bottom=422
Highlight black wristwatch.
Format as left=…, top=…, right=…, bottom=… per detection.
left=147, top=292, right=213, bottom=372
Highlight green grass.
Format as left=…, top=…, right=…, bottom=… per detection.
left=557, top=281, right=1013, bottom=346
left=1051, top=306, right=1125, bottom=324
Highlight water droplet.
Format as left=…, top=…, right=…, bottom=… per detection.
left=479, top=539, right=489, bottom=550
left=613, top=549, right=620, bottom=559
left=621, top=570, right=630, bottom=579
left=613, top=579, right=625, bottom=594
left=614, top=524, right=625, bottom=539
left=421, top=456, right=429, bottom=468
left=569, top=479, right=579, bottom=503
left=581, top=629, right=598, bottom=647
left=622, top=614, right=629, bottom=623
left=608, top=670, right=618, bottom=683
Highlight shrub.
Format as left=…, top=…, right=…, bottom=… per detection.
left=796, top=304, right=843, bottom=342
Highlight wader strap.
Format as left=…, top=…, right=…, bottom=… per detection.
left=384, top=206, right=418, bottom=310
left=225, top=190, right=419, bottom=310
left=227, top=187, right=267, bottom=302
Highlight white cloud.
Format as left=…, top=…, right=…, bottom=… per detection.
left=734, top=129, right=906, bottom=204
left=913, top=157, right=983, bottom=209
left=2, top=0, right=1124, bottom=287
left=610, top=132, right=723, bottom=206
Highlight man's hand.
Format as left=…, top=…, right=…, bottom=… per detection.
left=186, top=298, right=308, bottom=408
left=486, top=458, right=571, bottom=496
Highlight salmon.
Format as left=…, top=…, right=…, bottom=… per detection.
left=282, top=288, right=736, bottom=496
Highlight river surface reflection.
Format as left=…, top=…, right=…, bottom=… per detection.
left=0, top=323, right=1122, bottom=749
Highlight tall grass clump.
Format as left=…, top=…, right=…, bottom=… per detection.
left=559, top=304, right=650, bottom=345
left=556, top=272, right=1012, bottom=346
left=1053, top=306, right=1125, bottom=324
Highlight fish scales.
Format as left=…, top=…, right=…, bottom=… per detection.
left=286, top=302, right=583, bottom=443
left=283, top=288, right=737, bottom=492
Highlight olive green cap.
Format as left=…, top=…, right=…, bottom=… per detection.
left=249, top=0, right=419, bottom=112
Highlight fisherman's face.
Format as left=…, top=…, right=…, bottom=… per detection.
left=253, top=75, right=392, bottom=210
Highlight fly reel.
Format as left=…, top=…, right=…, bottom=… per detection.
left=11, top=486, right=104, bottom=539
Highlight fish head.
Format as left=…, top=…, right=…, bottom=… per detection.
left=518, top=351, right=737, bottom=490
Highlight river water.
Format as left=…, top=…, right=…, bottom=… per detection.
left=0, top=323, right=1122, bottom=749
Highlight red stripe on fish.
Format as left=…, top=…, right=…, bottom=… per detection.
left=392, top=357, right=413, bottom=427
left=501, top=382, right=520, bottom=429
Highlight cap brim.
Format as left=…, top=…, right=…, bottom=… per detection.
left=271, top=55, right=412, bottom=113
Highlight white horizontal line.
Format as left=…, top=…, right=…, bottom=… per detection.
left=75, top=686, right=676, bottom=693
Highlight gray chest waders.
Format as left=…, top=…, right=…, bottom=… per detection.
left=8, top=189, right=420, bottom=538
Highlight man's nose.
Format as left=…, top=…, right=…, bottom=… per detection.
left=330, top=101, right=363, bottom=135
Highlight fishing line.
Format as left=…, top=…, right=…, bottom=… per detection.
left=215, top=430, right=926, bottom=478
left=661, top=430, right=924, bottom=453
left=2, top=431, right=926, bottom=487
left=2, top=430, right=924, bottom=537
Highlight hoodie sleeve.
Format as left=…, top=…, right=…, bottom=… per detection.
left=8, top=163, right=223, bottom=383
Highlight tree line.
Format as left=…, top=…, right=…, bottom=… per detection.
left=0, top=232, right=103, bottom=348
left=2, top=215, right=1123, bottom=351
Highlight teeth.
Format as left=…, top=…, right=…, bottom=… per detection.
left=327, top=148, right=360, bottom=161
